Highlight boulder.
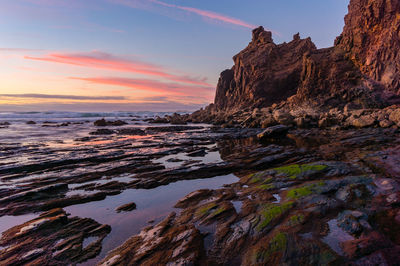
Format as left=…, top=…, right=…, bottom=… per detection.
left=389, top=108, right=400, bottom=126
left=94, top=119, right=127, bottom=127
left=318, top=116, right=339, bottom=128
left=257, top=125, right=290, bottom=140
left=273, top=110, right=294, bottom=125
left=261, top=115, right=276, bottom=128
left=94, top=118, right=108, bottom=126
left=348, top=114, right=376, bottom=128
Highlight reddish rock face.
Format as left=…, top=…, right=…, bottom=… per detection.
left=215, top=26, right=317, bottom=110
left=336, top=0, right=400, bottom=94
left=214, top=0, right=400, bottom=111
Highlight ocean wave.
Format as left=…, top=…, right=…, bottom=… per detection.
left=0, top=111, right=177, bottom=121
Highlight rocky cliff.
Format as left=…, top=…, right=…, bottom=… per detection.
left=215, top=28, right=317, bottom=110
left=213, top=0, right=400, bottom=112
left=336, top=0, right=400, bottom=94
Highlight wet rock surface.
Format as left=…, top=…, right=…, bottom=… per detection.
left=115, top=202, right=136, bottom=213
left=0, top=208, right=111, bottom=265
left=98, top=127, right=400, bottom=266
left=1, top=114, right=400, bottom=265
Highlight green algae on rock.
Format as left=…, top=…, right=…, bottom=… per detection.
left=254, top=232, right=288, bottom=263
left=257, top=202, right=294, bottom=231
left=286, top=181, right=326, bottom=200
left=273, top=163, right=328, bottom=179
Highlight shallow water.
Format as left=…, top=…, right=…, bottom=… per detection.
left=68, top=174, right=239, bottom=265
left=232, top=200, right=243, bottom=213
left=0, top=213, right=38, bottom=236
left=0, top=112, right=256, bottom=265
left=322, top=219, right=354, bottom=256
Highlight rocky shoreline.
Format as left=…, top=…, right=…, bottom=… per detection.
left=96, top=125, right=400, bottom=265
left=2, top=0, right=400, bottom=265
left=186, top=102, right=400, bottom=130
left=1, top=119, right=400, bottom=265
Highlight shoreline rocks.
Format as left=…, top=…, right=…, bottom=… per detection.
left=0, top=209, right=111, bottom=265
left=116, top=202, right=137, bottom=213
left=257, top=125, right=290, bottom=140
left=94, top=119, right=128, bottom=127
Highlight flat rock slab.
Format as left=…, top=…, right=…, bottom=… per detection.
left=0, top=208, right=111, bottom=265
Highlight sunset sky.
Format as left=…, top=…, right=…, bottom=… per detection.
left=0, top=0, right=349, bottom=112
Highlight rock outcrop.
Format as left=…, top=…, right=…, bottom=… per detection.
left=213, top=0, right=400, bottom=112
left=215, top=28, right=317, bottom=111
left=0, top=209, right=111, bottom=265
left=336, top=0, right=400, bottom=94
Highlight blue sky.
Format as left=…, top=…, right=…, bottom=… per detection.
left=0, top=0, right=349, bottom=111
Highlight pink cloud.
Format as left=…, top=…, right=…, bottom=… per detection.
left=149, top=0, right=257, bottom=29
left=24, top=51, right=211, bottom=87
left=110, top=0, right=262, bottom=30
left=69, top=76, right=214, bottom=97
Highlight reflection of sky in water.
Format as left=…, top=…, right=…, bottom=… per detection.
left=322, top=219, right=354, bottom=256
left=66, top=173, right=238, bottom=265
left=0, top=214, right=38, bottom=237
left=0, top=114, right=232, bottom=264
left=82, top=236, right=100, bottom=249
left=154, top=146, right=221, bottom=169
left=232, top=200, right=243, bottom=213
left=272, top=194, right=281, bottom=203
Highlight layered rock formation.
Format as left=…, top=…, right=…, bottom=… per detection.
left=215, top=28, right=317, bottom=110
left=213, top=0, right=400, bottom=112
left=336, top=0, right=400, bottom=94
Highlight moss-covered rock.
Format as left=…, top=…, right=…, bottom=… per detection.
left=257, top=183, right=275, bottom=190
left=286, top=181, right=325, bottom=200
left=273, top=163, right=328, bottom=180
left=287, top=214, right=305, bottom=227
left=196, top=202, right=217, bottom=217
left=257, top=202, right=294, bottom=231
left=248, top=171, right=272, bottom=184
left=252, top=232, right=288, bottom=264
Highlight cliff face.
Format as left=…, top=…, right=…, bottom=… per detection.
left=215, top=28, right=317, bottom=110
left=214, top=0, right=400, bottom=111
left=336, top=0, right=400, bottom=94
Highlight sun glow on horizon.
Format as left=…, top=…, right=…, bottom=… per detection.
left=0, top=0, right=349, bottom=111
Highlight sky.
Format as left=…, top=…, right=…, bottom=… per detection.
left=0, top=0, right=349, bottom=112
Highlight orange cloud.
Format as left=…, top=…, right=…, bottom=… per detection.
left=69, top=76, right=214, bottom=97
left=25, top=51, right=211, bottom=87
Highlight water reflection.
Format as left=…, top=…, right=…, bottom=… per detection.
left=66, top=174, right=239, bottom=265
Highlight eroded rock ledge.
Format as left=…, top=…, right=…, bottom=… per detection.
left=0, top=208, right=111, bottom=265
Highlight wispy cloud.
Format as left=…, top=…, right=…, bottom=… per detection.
left=69, top=76, right=214, bottom=96
left=0, top=48, right=44, bottom=52
left=110, top=0, right=258, bottom=29
left=149, top=0, right=257, bottom=29
left=0, top=93, right=126, bottom=100
left=25, top=51, right=211, bottom=87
